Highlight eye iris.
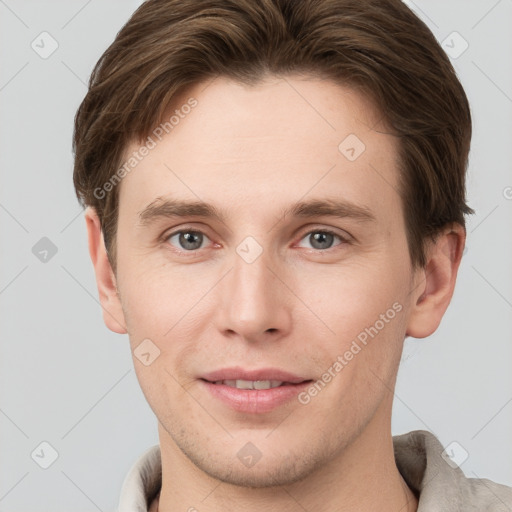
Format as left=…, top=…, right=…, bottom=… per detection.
left=173, top=231, right=337, bottom=251
left=180, top=231, right=202, bottom=250
left=310, top=232, right=334, bottom=250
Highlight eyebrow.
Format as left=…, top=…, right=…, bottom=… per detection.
left=138, top=198, right=226, bottom=226
left=137, top=196, right=376, bottom=227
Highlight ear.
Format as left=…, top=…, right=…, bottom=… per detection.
left=406, top=223, right=466, bottom=338
left=84, top=207, right=127, bottom=334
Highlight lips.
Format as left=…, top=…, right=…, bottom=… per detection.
left=199, top=367, right=313, bottom=413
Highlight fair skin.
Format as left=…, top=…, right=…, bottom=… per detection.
left=86, top=75, right=464, bottom=512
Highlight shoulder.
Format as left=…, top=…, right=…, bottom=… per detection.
left=393, top=430, right=512, bottom=510
left=117, top=445, right=162, bottom=512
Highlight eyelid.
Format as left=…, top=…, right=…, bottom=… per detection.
left=294, top=227, right=351, bottom=251
left=161, top=225, right=215, bottom=250
left=160, top=223, right=211, bottom=241
left=294, top=224, right=352, bottom=243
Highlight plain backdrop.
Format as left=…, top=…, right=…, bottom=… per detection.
left=1, top=1, right=511, bottom=510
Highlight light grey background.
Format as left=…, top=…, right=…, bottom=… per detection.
left=1, top=1, right=511, bottom=510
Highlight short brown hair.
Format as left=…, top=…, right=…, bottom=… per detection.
left=73, top=0, right=473, bottom=274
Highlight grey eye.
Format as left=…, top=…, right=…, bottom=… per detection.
left=297, top=231, right=344, bottom=250
left=168, top=231, right=208, bottom=251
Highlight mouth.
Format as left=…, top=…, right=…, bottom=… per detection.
left=199, top=368, right=313, bottom=413
left=204, top=379, right=299, bottom=390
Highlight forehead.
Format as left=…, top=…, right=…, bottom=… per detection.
left=117, top=74, right=401, bottom=226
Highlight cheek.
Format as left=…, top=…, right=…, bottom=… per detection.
left=132, top=359, right=196, bottom=432
left=119, top=268, right=221, bottom=406
left=119, top=262, right=215, bottom=340
left=301, top=262, right=404, bottom=336
left=302, top=291, right=407, bottom=428
left=298, top=260, right=410, bottom=399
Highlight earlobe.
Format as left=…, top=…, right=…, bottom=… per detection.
left=406, top=224, right=466, bottom=339
left=84, top=207, right=128, bottom=335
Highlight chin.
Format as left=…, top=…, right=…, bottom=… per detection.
left=195, top=455, right=318, bottom=488
left=174, top=431, right=333, bottom=489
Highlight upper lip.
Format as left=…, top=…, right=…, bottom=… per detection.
left=201, top=367, right=310, bottom=384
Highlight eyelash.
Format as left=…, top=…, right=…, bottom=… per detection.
left=160, top=226, right=350, bottom=255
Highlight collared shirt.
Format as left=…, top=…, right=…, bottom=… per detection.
left=118, top=430, right=512, bottom=511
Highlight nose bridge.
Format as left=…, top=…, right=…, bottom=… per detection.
left=233, top=240, right=271, bottom=300
left=216, top=236, right=291, bottom=340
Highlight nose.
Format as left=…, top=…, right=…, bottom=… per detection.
left=214, top=241, right=293, bottom=343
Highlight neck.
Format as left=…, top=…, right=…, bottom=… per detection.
left=156, top=403, right=418, bottom=512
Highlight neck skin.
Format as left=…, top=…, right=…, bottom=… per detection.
left=153, top=394, right=418, bottom=512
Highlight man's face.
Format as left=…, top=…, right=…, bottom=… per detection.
left=112, top=75, right=420, bottom=486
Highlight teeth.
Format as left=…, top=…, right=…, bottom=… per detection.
left=253, top=380, right=283, bottom=390
left=236, top=379, right=254, bottom=389
left=215, top=379, right=284, bottom=389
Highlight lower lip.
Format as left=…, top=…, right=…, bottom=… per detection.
left=200, top=380, right=312, bottom=413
